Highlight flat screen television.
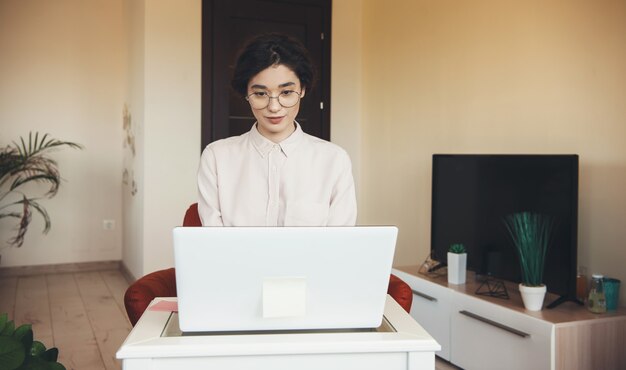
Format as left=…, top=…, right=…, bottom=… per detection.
left=430, top=154, right=579, bottom=308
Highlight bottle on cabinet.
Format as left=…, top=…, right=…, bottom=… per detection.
left=587, top=274, right=607, bottom=314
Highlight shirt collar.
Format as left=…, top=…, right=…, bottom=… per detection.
left=249, top=122, right=304, bottom=158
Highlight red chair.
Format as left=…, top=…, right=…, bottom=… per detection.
left=124, top=203, right=413, bottom=326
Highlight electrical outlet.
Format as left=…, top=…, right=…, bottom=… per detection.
left=102, top=219, right=116, bottom=231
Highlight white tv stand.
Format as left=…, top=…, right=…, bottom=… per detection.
left=392, top=265, right=626, bottom=370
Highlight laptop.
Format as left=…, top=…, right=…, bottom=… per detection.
left=173, top=226, right=398, bottom=333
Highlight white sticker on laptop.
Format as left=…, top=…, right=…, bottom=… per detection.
left=263, top=277, right=306, bottom=318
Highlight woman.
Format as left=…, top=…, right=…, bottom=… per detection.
left=198, top=33, right=357, bottom=226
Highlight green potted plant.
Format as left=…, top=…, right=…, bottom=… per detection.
left=503, top=212, right=554, bottom=311
left=447, top=243, right=467, bottom=285
left=0, top=312, right=66, bottom=370
left=0, top=132, right=81, bottom=250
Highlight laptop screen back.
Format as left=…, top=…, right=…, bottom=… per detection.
left=173, top=226, right=398, bottom=332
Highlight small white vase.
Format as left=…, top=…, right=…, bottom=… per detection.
left=519, top=284, right=547, bottom=311
left=447, top=252, right=467, bottom=285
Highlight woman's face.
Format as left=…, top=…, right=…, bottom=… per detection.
left=247, top=64, right=305, bottom=143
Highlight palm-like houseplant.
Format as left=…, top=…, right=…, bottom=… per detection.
left=503, top=211, right=554, bottom=310
left=0, top=132, right=81, bottom=248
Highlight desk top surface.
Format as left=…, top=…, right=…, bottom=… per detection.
left=117, top=295, right=440, bottom=359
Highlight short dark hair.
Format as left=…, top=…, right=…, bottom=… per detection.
left=231, top=33, right=316, bottom=97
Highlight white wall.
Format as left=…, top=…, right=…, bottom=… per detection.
left=0, top=0, right=126, bottom=266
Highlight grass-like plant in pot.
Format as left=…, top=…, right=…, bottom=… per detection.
left=503, top=212, right=554, bottom=311
left=0, top=132, right=81, bottom=250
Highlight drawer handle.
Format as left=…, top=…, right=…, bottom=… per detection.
left=459, top=310, right=530, bottom=338
left=412, top=289, right=438, bottom=302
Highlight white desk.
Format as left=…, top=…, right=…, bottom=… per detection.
left=116, top=295, right=440, bottom=370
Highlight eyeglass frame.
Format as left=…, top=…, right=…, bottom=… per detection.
left=245, top=90, right=303, bottom=110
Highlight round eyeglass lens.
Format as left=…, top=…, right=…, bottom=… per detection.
left=277, top=91, right=300, bottom=108
left=247, top=91, right=301, bottom=109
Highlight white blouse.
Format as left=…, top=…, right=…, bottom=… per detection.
left=197, top=123, right=357, bottom=226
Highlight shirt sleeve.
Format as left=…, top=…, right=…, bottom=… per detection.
left=197, top=146, right=224, bottom=226
left=327, top=150, right=358, bottom=226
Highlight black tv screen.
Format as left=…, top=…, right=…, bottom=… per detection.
left=431, top=154, right=579, bottom=303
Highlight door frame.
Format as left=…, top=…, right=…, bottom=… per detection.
left=201, top=0, right=332, bottom=149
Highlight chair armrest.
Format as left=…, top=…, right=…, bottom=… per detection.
left=124, top=268, right=177, bottom=326
left=387, top=274, right=413, bottom=313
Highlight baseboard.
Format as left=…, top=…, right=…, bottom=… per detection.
left=0, top=260, right=122, bottom=278
left=119, top=261, right=136, bottom=284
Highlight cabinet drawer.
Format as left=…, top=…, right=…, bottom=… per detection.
left=451, top=294, right=553, bottom=370
left=393, top=269, right=452, bottom=360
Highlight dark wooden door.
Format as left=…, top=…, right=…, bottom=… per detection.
left=201, top=0, right=331, bottom=149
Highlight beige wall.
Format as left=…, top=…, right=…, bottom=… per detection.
left=0, top=0, right=200, bottom=279
left=123, top=0, right=146, bottom=278
left=359, top=0, right=626, bottom=305
left=122, top=0, right=201, bottom=278
left=141, top=0, right=201, bottom=275
left=331, top=0, right=363, bottom=209
left=3, top=0, right=623, bottom=307
left=0, top=0, right=126, bottom=266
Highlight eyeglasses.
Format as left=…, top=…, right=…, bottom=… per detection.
left=245, top=90, right=302, bottom=110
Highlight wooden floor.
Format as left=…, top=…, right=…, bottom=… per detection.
left=0, top=269, right=131, bottom=370
left=0, top=268, right=460, bottom=370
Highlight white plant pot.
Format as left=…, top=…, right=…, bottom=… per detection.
left=447, top=252, right=467, bottom=285
left=519, top=284, right=547, bottom=311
